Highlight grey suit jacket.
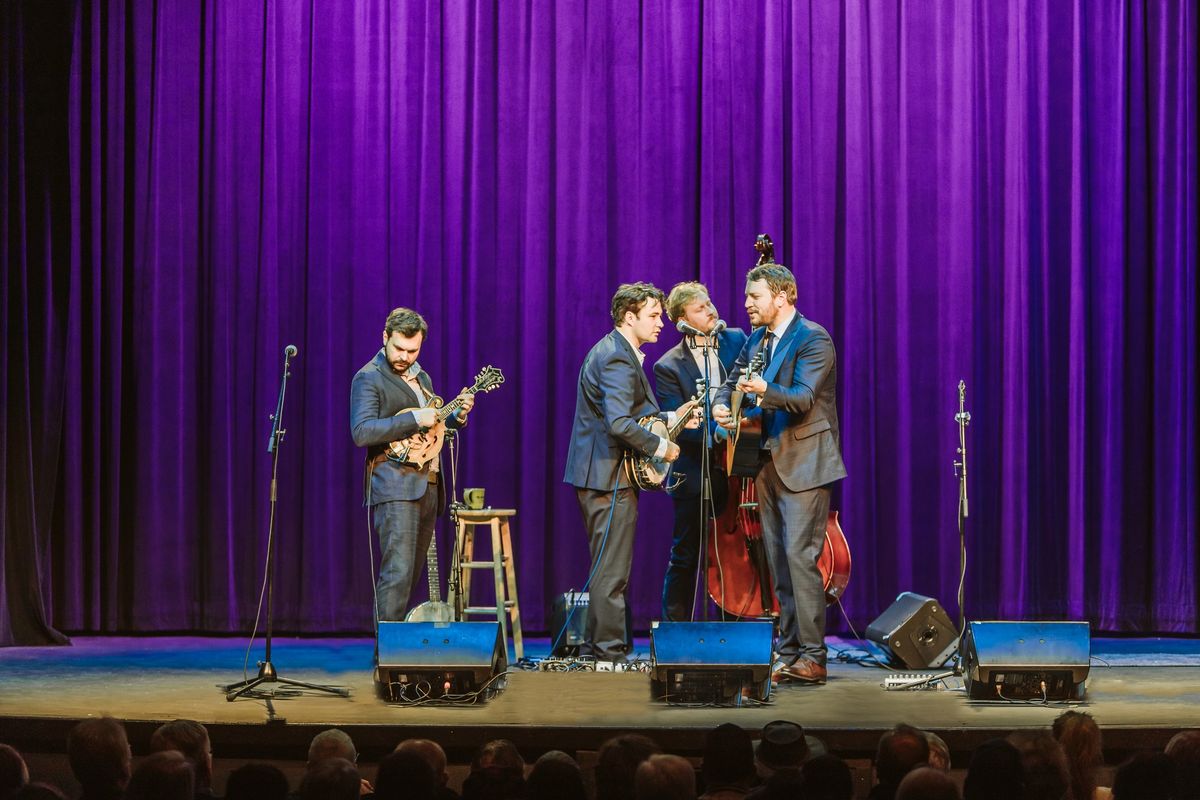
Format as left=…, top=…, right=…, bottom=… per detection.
left=716, top=315, right=847, bottom=493
left=563, top=330, right=664, bottom=492
left=349, top=349, right=464, bottom=507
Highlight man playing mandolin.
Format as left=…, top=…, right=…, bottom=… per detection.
left=564, top=283, right=683, bottom=662
left=350, top=307, right=475, bottom=625
left=714, top=264, right=846, bottom=685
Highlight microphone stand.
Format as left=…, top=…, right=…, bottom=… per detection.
left=224, top=347, right=350, bottom=701
left=689, top=330, right=723, bottom=622
left=951, top=380, right=971, bottom=663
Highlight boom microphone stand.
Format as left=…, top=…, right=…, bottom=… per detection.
left=223, top=345, right=350, bottom=701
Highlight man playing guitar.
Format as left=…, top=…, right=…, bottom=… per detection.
left=350, top=307, right=475, bottom=624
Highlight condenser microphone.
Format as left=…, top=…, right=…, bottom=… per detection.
left=676, top=320, right=706, bottom=336
left=284, top=344, right=298, bottom=358
left=711, top=319, right=727, bottom=334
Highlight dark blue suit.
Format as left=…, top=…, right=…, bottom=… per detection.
left=716, top=313, right=846, bottom=666
left=351, top=349, right=465, bottom=622
left=564, top=330, right=664, bottom=659
left=652, top=327, right=747, bottom=620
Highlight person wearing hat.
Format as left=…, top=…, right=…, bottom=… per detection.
left=747, top=720, right=829, bottom=799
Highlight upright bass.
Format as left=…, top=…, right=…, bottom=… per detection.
left=706, top=234, right=851, bottom=617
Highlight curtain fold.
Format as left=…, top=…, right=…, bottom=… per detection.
left=1, top=0, right=1194, bottom=640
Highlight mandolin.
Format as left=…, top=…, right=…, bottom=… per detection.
left=386, top=366, right=504, bottom=466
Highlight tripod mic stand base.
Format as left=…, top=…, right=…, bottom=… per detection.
left=223, top=660, right=351, bottom=702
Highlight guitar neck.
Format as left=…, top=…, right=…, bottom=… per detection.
left=425, top=539, right=441, bottom=603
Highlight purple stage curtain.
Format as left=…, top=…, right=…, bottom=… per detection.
left=2, top=1, right=1194, bottom=643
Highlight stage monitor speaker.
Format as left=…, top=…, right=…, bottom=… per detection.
left=962, top=620, right=1090, bottom=701
left=649, top=621, right=773, bottom=704
left=375, top=621, right=507, bottom=702
left=866, top=592, right=958, bottom=669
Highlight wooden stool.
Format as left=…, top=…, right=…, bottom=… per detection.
left=449, top=508, right=523, bottom=661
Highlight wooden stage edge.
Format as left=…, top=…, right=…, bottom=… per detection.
left=3, top=637, right=1200, bottom=763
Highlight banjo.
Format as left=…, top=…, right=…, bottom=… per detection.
left=625, top=394, right=702, bottom=491
left=404, top=536, right=454, bottom=622
left=386, top=365, right=504, bottom=466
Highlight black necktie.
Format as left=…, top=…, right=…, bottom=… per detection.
left=762, top=333, right=774, bottom=367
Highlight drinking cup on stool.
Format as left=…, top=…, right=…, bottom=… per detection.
left=464, top=488, right=486, bottom=510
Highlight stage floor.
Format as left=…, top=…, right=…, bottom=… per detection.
left=2, top=634, right=1199, bottom=763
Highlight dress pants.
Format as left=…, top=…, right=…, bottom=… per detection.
left=372, top=484, right=439, bottom=622
left=754, top=458, right=831, bottom=666
left=575, top=486, right=638, bottom=660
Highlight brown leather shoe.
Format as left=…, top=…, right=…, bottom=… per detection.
left=780, top=660, right=827, bottom=685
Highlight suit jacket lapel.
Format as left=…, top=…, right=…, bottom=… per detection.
left=761, top=316, right=805, bottom=384
left=674, top=344, right=703, bottom=392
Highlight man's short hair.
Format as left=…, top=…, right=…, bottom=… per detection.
left=610, top=283, right=666, bottom=326
left=124, top=750, right=194, bottom=800
left=307, top=729, right=357, bottom=767
left=596, top=734, right=661, bottom=800
left=67, top=717, right=131, bottom=792
left=664, top=282, right=709, bottom=322
left=1166, top=730, right=1200, bottom=800
left=149, top=720, right=211, bottom=784
left=395, top=739, right=448, bottom=783
left=875, top=724, right=932, bottom=787
left=472, top=739, right=524, bottom=776
left=374, top=751, right=436, bottom=800
left=385, top=307, right=428, bottom=339
left=634, top=754, right=695, bottom=800
left=223, top=763, right=290, bottom=800
left=896, top=766, right=959, bottom=800
left=299, top=757, right=360, bottom=800
left=745, top=263, right=797, bottom=304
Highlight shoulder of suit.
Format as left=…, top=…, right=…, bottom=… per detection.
left=653, top=340, right=688, bottom=369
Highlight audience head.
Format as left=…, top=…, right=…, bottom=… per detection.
left=149, top=719, right=213, bottom=789
left=1007, top=732, right=1069, bottom=800
left=12, top=784, right=68, bottom=800
left=396, top=739, right=450, bottom=788
left=67, top=717, right=132, bottom=799
left=896, top=766, right=960, bottom=800
left=635, top=754, right=695, bottom=800
left=1051, top=710, right=1102, bottom=800
left=1111, top=752, right=1175, bottom=800
left=527, top=752, right=585, bottom=800
left=1166, top=730, right=1200, bottom=800
left=800, top=754, right=854, bottom=800
left=124, top=750, right=194, bottom=800
left=463, top=739, right=526, bottom=800
left=307, top=729, right=358, bottom=769
left=1, top=744, right=30, bottom=797
left=756, top=720, right=810, bottom=777
left=702, top=723, right=756, bottom=788
left=925, top=732, right=951, bottom=772
left=596, top=734, right=661, bottom=800
left=299, top=757, right=360, bottom=800
left=876, top=724, right=932, bottom=787
left=963, top=738, right=1024, bottom=800
left=222, top=762, right=290, bottom=800
left=375, top=751, right=436, bottom=800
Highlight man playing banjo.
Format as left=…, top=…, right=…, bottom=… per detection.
left=563, top=283, right=686, bottom=662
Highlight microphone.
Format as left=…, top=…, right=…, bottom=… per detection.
left=676, top=320, right=705, bottom=336
left=284, top=344, right=298, bottom=358
left=712, top=319, right=727, bottom=334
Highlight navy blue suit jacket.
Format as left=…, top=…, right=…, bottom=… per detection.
left=563, top=330, right=664, bottom=492
left=652, top=327, right=747, bottom=498
left=715, top=315, right=847, bottom=492
left=350, top=349, right=465, bottom=507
